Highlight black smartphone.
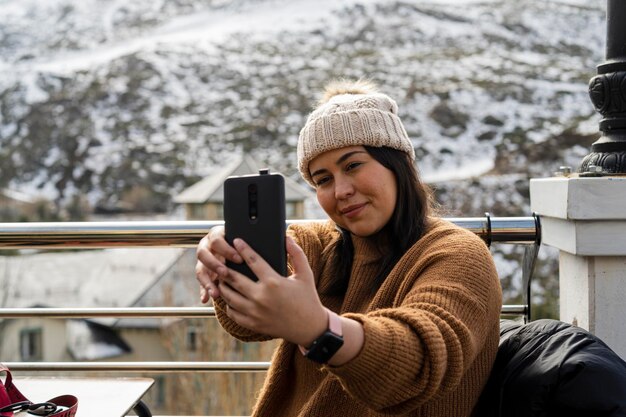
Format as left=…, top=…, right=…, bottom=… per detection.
left=223, top=169, right=287, bottom=281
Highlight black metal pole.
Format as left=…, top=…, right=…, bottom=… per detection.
left=580, top=0, right=626, bottom=174
left=606, top=0, right=626, bottom=61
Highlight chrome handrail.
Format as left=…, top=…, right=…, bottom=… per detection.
left=500, top=305, right=528, bottom=315
left=3, top=362, right=271, bottom=372
left=0, top=305, right=526, bottom=318
left=0, top=307, right=216, bottom=318
left=0, top=216, right=538, bottom=249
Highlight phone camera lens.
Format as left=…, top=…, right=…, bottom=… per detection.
left=248, top=184, right=259, bottom=220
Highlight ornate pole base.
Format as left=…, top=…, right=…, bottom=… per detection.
left=579, top=0, right=626, bottom=175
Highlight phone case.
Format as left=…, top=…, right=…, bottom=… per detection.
left=223, top=170, right=287, bottom=281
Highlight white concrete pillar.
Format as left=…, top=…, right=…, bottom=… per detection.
left=530, top=176, right=626, bottom=358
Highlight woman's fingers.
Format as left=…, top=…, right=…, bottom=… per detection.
left=285, top=236, right=310, bottom=277
left=219, top=280, right=252, bottom=314
left=195, top=260, right=220, bottom=301
left=196, top=228, right=243, bottom=276
left=232, top=238, right=277, bottom=281
left=195, top=227, right=246, bottom=303
left=220, top=265, right=255, bottom=297
left=197, top=241, right=228, bottom=277
left=208, top=226, right=243, bottom=264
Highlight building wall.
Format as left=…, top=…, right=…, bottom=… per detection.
left=112, top=327, right=172, bottom=362
left=289, top=201, right=305, bottom=219
left=0, top=318, right=70, bottom=362
left=185, top=200, right=305, bottom=220
left=185, top=203, right=223, bottom=220
left=0, top=319, right=172, bottom=364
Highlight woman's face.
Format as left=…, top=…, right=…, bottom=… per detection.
left=309, top=145, right=398, bottom=237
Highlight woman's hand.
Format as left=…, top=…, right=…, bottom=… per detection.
left=195, top=226, right=243, bottom=303
left=218, top=235, right=328, bottom=346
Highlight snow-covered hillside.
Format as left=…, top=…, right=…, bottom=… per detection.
left=0, top=0, right=606, bottom=215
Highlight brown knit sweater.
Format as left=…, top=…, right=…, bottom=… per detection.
left=214, top=218, right=502, bottom=417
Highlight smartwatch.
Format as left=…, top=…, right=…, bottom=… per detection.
left=299, top=308, right=344, bottom=364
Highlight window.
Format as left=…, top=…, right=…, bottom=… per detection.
left=286, top=202, right=296, bottom=219
left=186, top=326, right=198, bottom=352
left=20, top=328, right=43, bottom=361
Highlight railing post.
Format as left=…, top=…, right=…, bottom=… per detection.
left=531, top=0, right=626, bottom=359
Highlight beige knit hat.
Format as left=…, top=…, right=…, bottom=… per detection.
left=297, top=80, right=415, bottom=187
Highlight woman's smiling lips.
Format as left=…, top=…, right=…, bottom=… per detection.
left=340, top=203, right=367, bottom=218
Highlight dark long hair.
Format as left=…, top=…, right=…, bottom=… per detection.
left=325, top=146, right=433, bottom=296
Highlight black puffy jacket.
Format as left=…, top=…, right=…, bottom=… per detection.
left=474, top=319, right=626, bottom=417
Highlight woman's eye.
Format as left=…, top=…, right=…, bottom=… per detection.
left=346, top=162, right=362, bottom=171
left=315, top=176, right=330, bottom=186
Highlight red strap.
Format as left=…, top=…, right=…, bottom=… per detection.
left=0, top=388, right=10, bottom=411
left=0, top=363, right=29, bottom=411
left=1, top=364, right=78, bottom=417
left=0, top=363, right=9, bottom=408
left=47, top=395, right=78, bottom=417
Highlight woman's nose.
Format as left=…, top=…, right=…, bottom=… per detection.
left=334, top=177, right=355, bottom=200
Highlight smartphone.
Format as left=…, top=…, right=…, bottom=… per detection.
left=223, top=169, right=287, bottom=281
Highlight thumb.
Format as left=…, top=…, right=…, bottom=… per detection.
left=286, top=236, right=311, bottom=278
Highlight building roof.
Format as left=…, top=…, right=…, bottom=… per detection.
left=114, top=248, right=199, bottom=329
left=0, top=249, right=186, bottom=359
left=66, top=319, right=132, bottom=360
left=0, top=248, right=184, bottom=325
left=173, top=154, right=313, bottom=204
left=0, top=188, right=38, bottom=204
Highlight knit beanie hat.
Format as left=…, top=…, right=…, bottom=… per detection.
left=297, top=80, right=415, bottom=187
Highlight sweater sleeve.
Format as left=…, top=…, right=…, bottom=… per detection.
left=213, top=220, right=336, bottom=342
left=326, top=227, right=502, bottom=413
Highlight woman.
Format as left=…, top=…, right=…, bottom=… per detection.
left=195, top=80, right=502, bottom=417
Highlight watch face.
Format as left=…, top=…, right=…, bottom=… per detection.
left=305, top=331, right=344, bottom=364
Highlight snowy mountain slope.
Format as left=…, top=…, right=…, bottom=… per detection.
left=0, top=0, right=606, bottom=214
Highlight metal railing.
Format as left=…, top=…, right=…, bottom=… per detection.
left=0, top=216, right=538, bottom=249
left=0, top=215, right=540, bottom=373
